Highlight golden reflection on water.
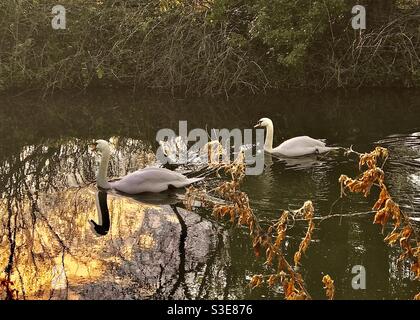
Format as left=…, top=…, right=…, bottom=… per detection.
left=1, top=187, right=152, bottom=299
left=1, top=184, right=228, bottom=299
left=0, top=138, right=228, bottom=300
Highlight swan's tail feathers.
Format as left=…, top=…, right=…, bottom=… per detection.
left=186, top=177, right=205, bottom=185
left=316, top=146, right=342, bottom=154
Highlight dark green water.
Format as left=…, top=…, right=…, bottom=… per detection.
left=0, top=89, right=419, bottom=299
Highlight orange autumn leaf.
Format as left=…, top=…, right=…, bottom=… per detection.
left=294, top=200, right=314, bottom=219
left=294, top=213, right=315, bottom=267
left=373, top=207, right=389, bottom=228
left=384, top=231, right=401, bottom=246
left=411, top=261, right=420, bottom=280
left=359, top=147, right=389, bottom=170
left=267, top=274, right=278, bottom=287
left=293, top=252, right=302, bottom=267
left=267, top=272, right=286, bottom=287
left=322, top=275, right=335, bottom=300
left=398, top=226, right=414, bottom=258
left=339, top=167, right=384, bottom=197
left=283, top=278, right=308, bottom=300
left=373, top=186, right=390, bottom=210
left=273, top=211, right=289, bottom=248
left=399, top=226, right=413, bottom=243
left=249, top=274, right=264, bottom=289
left=286, top=292, right=307, bottom=300
left=283, top=279, right=294, bottom=297
left=252, top=235, right=264, bottom=257
left=265, top=245, right=276, bottom=266
left=373, top=199, right=402, bottom=232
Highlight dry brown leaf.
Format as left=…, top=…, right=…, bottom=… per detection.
left=359, top=147, right=389, bottom=170
left=294, top=219, right=315, bottom=267
left=249, top=274, right=264, bottom=289
left=373, top=199, right=402, bottom=233
left=283, top=278, right=307, bottom=300
left=339, top=167, right=385, bottom=197
left=373, top=186, right=390, bottom=210
left=411, top=261, right=420, bottom=280
left=322, top=274, right=335, bottom=300
left=384, top=231, right=401, bottom=246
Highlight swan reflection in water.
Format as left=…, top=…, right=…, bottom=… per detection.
left=80, top=187, right=231, bottom=300
left=90, top=191, right=110, bottom=235
left=264, top=149, right=342, bottom=171
left=90, top=188, right=187, bottom=236
left=272, top=154, right=323, bottom=170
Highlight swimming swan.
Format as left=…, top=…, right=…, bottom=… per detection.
left=92, top=140, right=203, bottom=194
left=254, top=118, right=336, bottom=157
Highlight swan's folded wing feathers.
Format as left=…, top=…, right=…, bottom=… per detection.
left=273, top=136, right=327, bottom=157
left=280, top=136, right=326, bottom=148
left=110, top=167, right=193, bottom=194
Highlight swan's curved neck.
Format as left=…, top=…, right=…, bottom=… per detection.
left=97, top=149, right=111, bottom=189
left=264, top=122, right=274, bottom=151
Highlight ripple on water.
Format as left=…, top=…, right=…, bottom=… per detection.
left=375, top=133, right=420, bottom=217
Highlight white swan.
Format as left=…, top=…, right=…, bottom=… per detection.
left=92, top=140, right=203, bottom=194
left=254, top=118, right=336, bottom=157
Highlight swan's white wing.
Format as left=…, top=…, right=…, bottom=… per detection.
left=111, top=167, right=202, bottom=194
left=272, top=136, right=327, bottom=157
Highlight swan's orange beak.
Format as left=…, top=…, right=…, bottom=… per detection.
left=254, top=122, right=262, bottom=128
left=89, top=143, right=97, bottom=151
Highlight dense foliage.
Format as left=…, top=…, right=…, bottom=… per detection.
left=0, top=0, right=418, bottom=95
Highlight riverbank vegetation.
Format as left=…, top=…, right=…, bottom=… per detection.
left=0, top=0, right=419, bottom=96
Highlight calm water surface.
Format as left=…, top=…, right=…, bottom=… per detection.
left=0, top=89, right=419, bottom=299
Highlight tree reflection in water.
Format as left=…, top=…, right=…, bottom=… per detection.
left=0, top=138, right=231, bottom=299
